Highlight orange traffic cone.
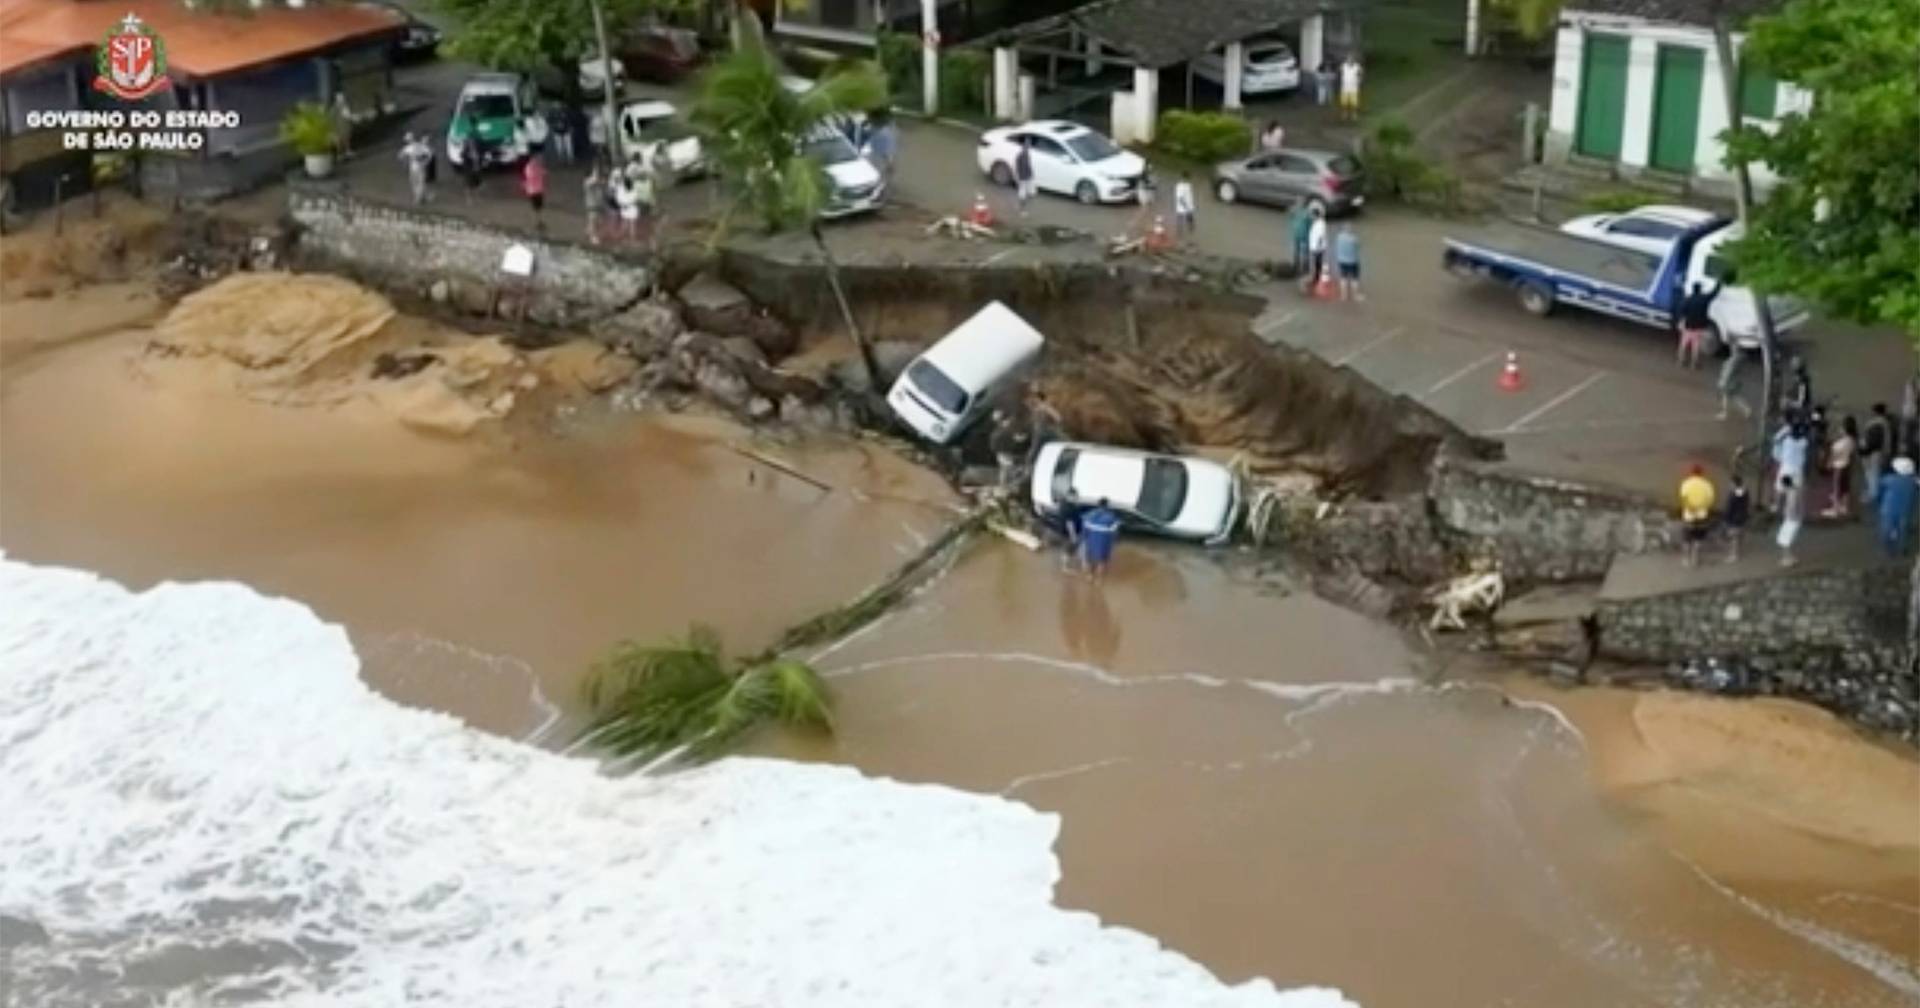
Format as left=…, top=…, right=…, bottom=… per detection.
left=1314, top=265, right=1337, bottom=300
left=1146, top=215, right=1172, bottom=252
left=1497, top=351, right=1524, bottom=391
left=968, top=192, right=994, bottom=228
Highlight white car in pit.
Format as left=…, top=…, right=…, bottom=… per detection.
left=1030, top=442, right=1241, bottom=545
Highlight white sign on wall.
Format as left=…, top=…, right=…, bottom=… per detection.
left=500, top=243, right=534, bottom=277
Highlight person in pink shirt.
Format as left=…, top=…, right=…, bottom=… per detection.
left=521, top=154, right=546, bottom=230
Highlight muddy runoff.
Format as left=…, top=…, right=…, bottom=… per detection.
left=2, top=234, right=1916, bottom=1007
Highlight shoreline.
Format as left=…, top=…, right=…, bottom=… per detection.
left=3, top=232, right=1920, bottom=998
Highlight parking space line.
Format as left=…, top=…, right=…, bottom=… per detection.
left=1499, top=412, right=1728, bottom=436
left=1494, top=372, right=1608, bottom=434
left=1423, top=352, right=1501, bottom=396
left=1332, top=327, right=1403, bottom=366
left=981, top=248, right=1020, bottom=266
left=1254, top=311, right=1296, bottom=334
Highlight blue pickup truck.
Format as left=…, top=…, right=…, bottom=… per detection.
left=1442, top=217, right=1807, bottom=351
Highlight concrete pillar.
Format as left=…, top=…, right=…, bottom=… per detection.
left=1465, top=0, right=1480, bottom=57
left=992, top=47, right=1018, bottom=120
left=1223, top=40, right=1245, bottom=109
left=921, top=0, right=939, bottom=115
left=1018, top=74, right=1036, bottom=121
left=1132, top=65, right=1158, bottom=143
left=1619, top=34, right=1658, bottom=169
left=1301, top=14, right=1325, bottom=75
left=1085, top=35, right=1103, bottom=75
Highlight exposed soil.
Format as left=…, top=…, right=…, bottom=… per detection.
left=722, top=255, right=1497, bottom=496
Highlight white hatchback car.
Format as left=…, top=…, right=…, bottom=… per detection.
left=1030, top=442, right=1241, bottom=545
left=592, top=99, right=706, bottom=175
left=1559, top=204, right=1720, bottom=258
left=1192, top=40, right=1302, bottom=95
left=977, top=120, right=1150, bottom=205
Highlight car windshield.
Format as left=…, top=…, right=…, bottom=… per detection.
left=1248, top=45, right=1294, bottom=64
left=1063, top=132, right=1120, bottom=162
left=1051, top=448, right=1080, bottom=504
left=905, top=360, right=968, bottom=415
left=1135, top=458, right=1189, bottom=524
left=1328, top=155, right=1362, bottom=177
left=803, top=131, right=859, bottom=165
left=462, top=94, right=515, bottom=120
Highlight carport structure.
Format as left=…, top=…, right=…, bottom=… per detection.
left=974, top=0, right=1347, bottom=142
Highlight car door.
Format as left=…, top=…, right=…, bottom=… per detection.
left=1272, top=153, right=1319, bottom=204
left=1238, top=156, right=1281, bottom=204
left=1027, top=135, right=1075, bottom=193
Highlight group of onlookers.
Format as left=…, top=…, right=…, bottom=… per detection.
left=1678, top=362, right=1920, bottom=567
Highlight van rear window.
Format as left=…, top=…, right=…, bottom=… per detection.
left=906, top=360, right=968, bottom=415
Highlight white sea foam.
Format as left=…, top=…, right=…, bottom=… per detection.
left=0, top=558, right=1360, bottom=1008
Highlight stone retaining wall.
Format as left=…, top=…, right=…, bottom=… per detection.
left=1278, top=457, right=1683, bottom=587
left=1596, top=564, right=1909, bottom=668
left=288, top=188, right=649, bottom=331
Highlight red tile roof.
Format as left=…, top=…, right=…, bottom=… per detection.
left=1, top=0, right=403, bottom=78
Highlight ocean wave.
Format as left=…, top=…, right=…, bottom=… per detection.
left=0, top=558, right=1359, bottom=1008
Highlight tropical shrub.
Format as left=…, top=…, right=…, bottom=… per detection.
left=280, top=102, right=336, bottom=156
left=939, top=49, right=990, bottom=114
left=1362, top=116, right=1463, bottom=212
left=1154, top=109, right=1252, bottom=164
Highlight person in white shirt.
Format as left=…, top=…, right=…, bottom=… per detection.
left=1306, top=205, right=1329, bottom=287
left=1173, top=172, right=1196, bottom=238
left=1339, top=54, right=1364, bottom=121
left=397, top=133, right=433, bottom=204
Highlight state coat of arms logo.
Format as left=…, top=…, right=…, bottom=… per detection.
left=94, top=13, right=173, bottom=101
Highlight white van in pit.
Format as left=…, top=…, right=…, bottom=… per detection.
left=886, top=301, right=1045, bottom=445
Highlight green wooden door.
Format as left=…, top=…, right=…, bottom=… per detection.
left=1575, top=34, right=1629, bottom=160
left=1649, top=45, right=1705, bottom=172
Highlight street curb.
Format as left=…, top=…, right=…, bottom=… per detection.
left=888, top=106, right=987, bottom=135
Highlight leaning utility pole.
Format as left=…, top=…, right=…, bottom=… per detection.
left=590, top=0, right=622, bottom=164
left=921, top=0, right=940, bottom=114
left=1710, top=4, right=1782, bottom=465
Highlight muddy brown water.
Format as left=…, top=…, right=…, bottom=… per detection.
left=3, top=315, right=1917, bottom=1007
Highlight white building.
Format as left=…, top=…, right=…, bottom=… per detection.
left=1543, top=0, right=1808, bottom=195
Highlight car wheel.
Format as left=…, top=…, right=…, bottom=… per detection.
left=1075, top=180, right=1099, bottom=205
left=1517, top=280, right=1555, bottom=317
left=1216, top=180, right=1238, bottom=203
left=989, top=161, right=1013, bottom=187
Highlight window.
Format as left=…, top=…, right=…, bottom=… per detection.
left=1026, top=135, right=1069, bottom=159
left=1136, top=459, right=1189, bottom=525
left=1738, top=66, right=1777, bottom=119
left=1063, top=131, right=1120, bottom=163
left=4, top=65, right=77, bottom=136
left=1609, top=217, right=1682, bottom=239
left=905, top=360, right=968, bottom=415
left=1276, top=154, right=1316, bottom=175
left=1051, top=449, right=1081, bottom=505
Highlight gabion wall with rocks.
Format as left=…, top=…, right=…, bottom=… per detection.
left=289, top=189, right=649, bottom=331
left=1598, top=564, right=1916, bottom=739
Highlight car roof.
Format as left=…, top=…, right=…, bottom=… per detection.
left=462, top=74, right=520, bottom=94
left=919, top=301, right=1045, bottom=392
left=1624, top=205, right=1718, bottom=225
left=1018, top=119, right=1088, bottom=137
left=621, top=99, right=677, bottom=119
left=1067, top=450, right=1148, bottom=507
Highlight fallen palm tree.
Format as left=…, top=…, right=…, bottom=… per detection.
left=580, top=505, right=992, bottom=764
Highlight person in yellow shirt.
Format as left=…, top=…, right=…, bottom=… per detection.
left=1679, top=464, right=1717, bottom=567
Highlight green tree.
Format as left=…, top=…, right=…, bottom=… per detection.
left=429, top=0, right=682, bottom=78
left=1723, top=0, right=1920, bottom=338
left=582, top=624, right=832, bottom=763
left=1490, top=0, right=1562, bottom=40
left=689, top=15, right=888, bottom=389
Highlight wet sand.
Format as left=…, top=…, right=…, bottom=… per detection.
left=2, top=302, right=1916, bottom=1007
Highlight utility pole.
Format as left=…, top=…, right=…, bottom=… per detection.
left=922, top=0, right=939, bottom=115
left=1710, top=5, right=1781, bottom=471
left=590, top=0, right=621, bottom=165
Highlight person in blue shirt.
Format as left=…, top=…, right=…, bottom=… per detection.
left=1080, top=498, right=1122, bottom=581
left=1876, top=456, right=1917, bottom=558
